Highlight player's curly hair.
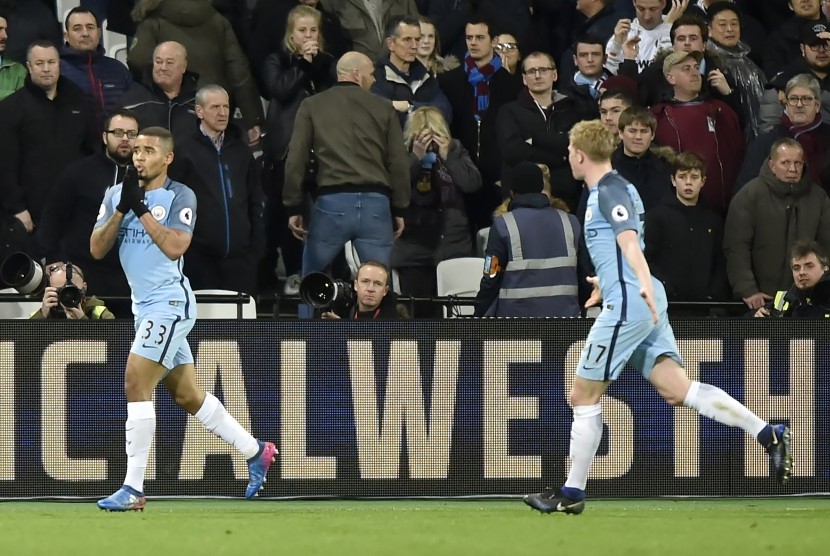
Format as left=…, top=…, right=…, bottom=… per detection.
left=569, top=120, right=616, bottom=162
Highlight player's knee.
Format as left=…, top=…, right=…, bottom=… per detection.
left=173, top=390, right=203, bottom=415
left=661, top=391, right=686, bottom=407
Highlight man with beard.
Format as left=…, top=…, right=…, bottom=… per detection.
left=34, top=109, right=137, bottom=313
left=0, top=10, right=26, bottom=100
left=753, top=239, right=830, bottom=318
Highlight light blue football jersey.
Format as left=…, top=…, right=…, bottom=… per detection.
left=95, top=178, right=197, bottom=318
left=583, top=170, right=667, bottom=322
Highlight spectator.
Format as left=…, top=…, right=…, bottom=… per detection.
left=612, top=106, right=674, bottom=211
left=618, top=14, right=739, bottom=111
left=0, top=40, right=97, bottom=250
left=705, top=1, right=766, bottom=140
left=29, top=262, right=115, bottom=320
left=685, top=0, right=766, bottom=66
left=260, top=4, right=336, bottom=294
left=494, top=32, right=521, bottom=75
left=560, top=34, right=612, bottom=110
left=36, top=109, right=135, bottom=308
left=764, top=0, right=824, bottom=79
left=0, top=0, right=60, bottom=63
left=248, top=0, right=350, bottom=95
left=117, top=41, right=199, bottom=142
left=392, top=106, right=481, bottom=317
left=474, top=161, right=582, bottom=317
left=559, top=0, right=619, bottom=81
left=169, top=85, right=264, bottom=296
left=321, top=261, right=402, bottom=319
left=415, top=15, right=459, bottom=75
left=439, top=14, right=522, bottom=230
left=724, top=138, right=830, bottom=309
left=605, top=0, right=685, bottom=75
left=652, top=49, right=744, bottom=215
left=128, top=0, right=263, bottom=145
left=739, top=74, right=830, bottom=194
left=422, top=0, right=470, bottom=59
left=326, top=0, right=419, bottom=61
left=371, top=15, right=452, bottom=127
left=283, top=52, right=410, bottom=318
left=644, top=151, right=730, bottom=305
left=761, top=21, right=830, bottom=132
left=753, top=239, right=830, bottom=318
left=598, top=87, right=634, bottom=135
left=497, top=51, right=590, bottom=213
left=0, top=10, right=25, bottom=100
left=59, top=8, right=132, bottom=129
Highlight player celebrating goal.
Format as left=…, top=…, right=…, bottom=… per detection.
left=524, top=120, right=793, bottom=515
left=91, top=127, right=277, bottom=511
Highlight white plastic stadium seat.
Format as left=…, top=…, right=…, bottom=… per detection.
left=436, top=257, right=485, bottom=318
left=194, top=289, right=257, bottom=319
left=0, top=288, right=43, bottom=319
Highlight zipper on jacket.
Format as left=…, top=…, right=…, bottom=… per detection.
left=216, top=154, right=232, bottom=257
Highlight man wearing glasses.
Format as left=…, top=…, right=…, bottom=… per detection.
left=29, top=261, right=115, bottom=320
left=496, top=52, right=592, bottom=212
left=739, top=74, right=830, bottom=193
left=34, top=109, right=137, bottom=314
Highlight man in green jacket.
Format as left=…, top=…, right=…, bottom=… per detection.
left=30, top=261, right=116, bottom=320
left=0, top=11, right=26, bottom=101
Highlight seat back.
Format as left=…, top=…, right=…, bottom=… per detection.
left=435, top=257, right=484, bottom=318
left=194, top=289, right=257, bottom=319
left=0, top=288, right=42, bottom=319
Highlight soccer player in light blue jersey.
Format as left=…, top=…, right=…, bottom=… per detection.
left=525, top=120, right=793, bottom=515
left=91, top=127, right=276, bottom=511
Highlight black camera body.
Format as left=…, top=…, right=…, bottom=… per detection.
left=299, top=272, right=356, bottom=316
left=0, top=253, right=84, bottom=317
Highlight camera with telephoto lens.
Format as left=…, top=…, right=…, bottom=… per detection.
left=299, top=272, right=356, bottom=316
left=56, top=263, right=83, bottom=309
left=0, top=253, right=84, bottom=317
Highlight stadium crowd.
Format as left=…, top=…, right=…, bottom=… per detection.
left=2, top=0, right=830, bottom=318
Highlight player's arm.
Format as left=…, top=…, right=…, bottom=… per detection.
left=90, top=187, right=122, bottom=260
left=138, top=214, right=192, bottom=260
left=616, top=229, right=658, bottom=323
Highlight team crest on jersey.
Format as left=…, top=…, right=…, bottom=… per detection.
left=179, top=208, right=193, bottom=225
left=584, top=207, right=593, bottom=222
left=611, top=205, right=629, bottom=222
left=151, top=205, right=166, bottom=221
left=97, top=203, right=106, bottom=221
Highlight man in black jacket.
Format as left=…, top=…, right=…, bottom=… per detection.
left=35, top=109, right=135, bottom=311
left=439, top=14, right=522, bottom=229
left=117, top=41, right=199, bottom=143
left=169, top=85, right=264, bottom=296
left=0, top=40, right=98, bottom=253
left=764, top=0, right=825, bottom=79
left=496, top=51, right=589, bottom=212
left=753, top=239, right=830, bottom=318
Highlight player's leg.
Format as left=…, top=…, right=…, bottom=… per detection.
left=640, top=316, right=793, bottom=485
left=163, top=342, right=278, bottom=498
left=98, top=318, right=171, bottom=511
left=525, top=319, right=650, bottom=515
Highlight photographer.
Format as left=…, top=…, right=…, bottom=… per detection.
left=321, top=261, right=401, bottom=320
left=754, top=240, right=830, bottom=318
left=30, top=261, right=114, bottom=320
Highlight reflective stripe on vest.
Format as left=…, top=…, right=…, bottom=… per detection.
left=773, top=290, right=788, bottom=313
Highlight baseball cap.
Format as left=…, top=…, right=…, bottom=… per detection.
left=799, top=20, right=830, bottom=46
left=663, top=50, right=704, bottom=75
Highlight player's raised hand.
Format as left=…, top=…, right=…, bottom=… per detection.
left=640, top=285, right=658, bottom=324
left=584, top=276, right=602, bottom=308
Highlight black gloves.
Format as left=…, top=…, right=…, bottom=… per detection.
left=116, top=166, right=149, bottom=217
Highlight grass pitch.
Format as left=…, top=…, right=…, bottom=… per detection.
left=1, top=498, right=828, bottom=556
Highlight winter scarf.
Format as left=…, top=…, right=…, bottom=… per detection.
left=464, top=53, right=502, bottom=120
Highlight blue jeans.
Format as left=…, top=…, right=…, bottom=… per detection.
left=299, top=192, right=394, bottom=318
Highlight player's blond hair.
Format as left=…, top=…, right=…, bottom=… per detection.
left=568, top=120, right=616, bottom=163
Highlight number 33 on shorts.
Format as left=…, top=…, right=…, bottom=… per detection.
left=130, top=315, right=195, bottom=369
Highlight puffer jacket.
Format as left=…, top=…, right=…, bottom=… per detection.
left=60, top=44, right=132, bottom=123
left=724, top=162, right=830, bottom=298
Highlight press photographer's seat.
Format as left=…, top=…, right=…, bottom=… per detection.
left=436, top=258, right=484, bottom=318
left=194, top=289, right=257, bottom=319
left=0, top=288, right=42, bottom=319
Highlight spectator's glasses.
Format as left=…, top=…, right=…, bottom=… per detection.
left=495, top=43, right=518, bottom=52
left=106, top=129, right=139, bottom=139
left=786, top=95, right=817, bottom=106
left=48, top=263, right=84, bottom=281
left=807, top=42, right=830, bottom=52
left=523, top=67, right=554, bottom=76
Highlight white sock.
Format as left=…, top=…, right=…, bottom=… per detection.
left=683, top=381, right=768, bottom=437
left=194, top=392, right=260, bottom=459
left=124, top=401, right=155, bottom=494
left=564, top=404, right=603, bottom=491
